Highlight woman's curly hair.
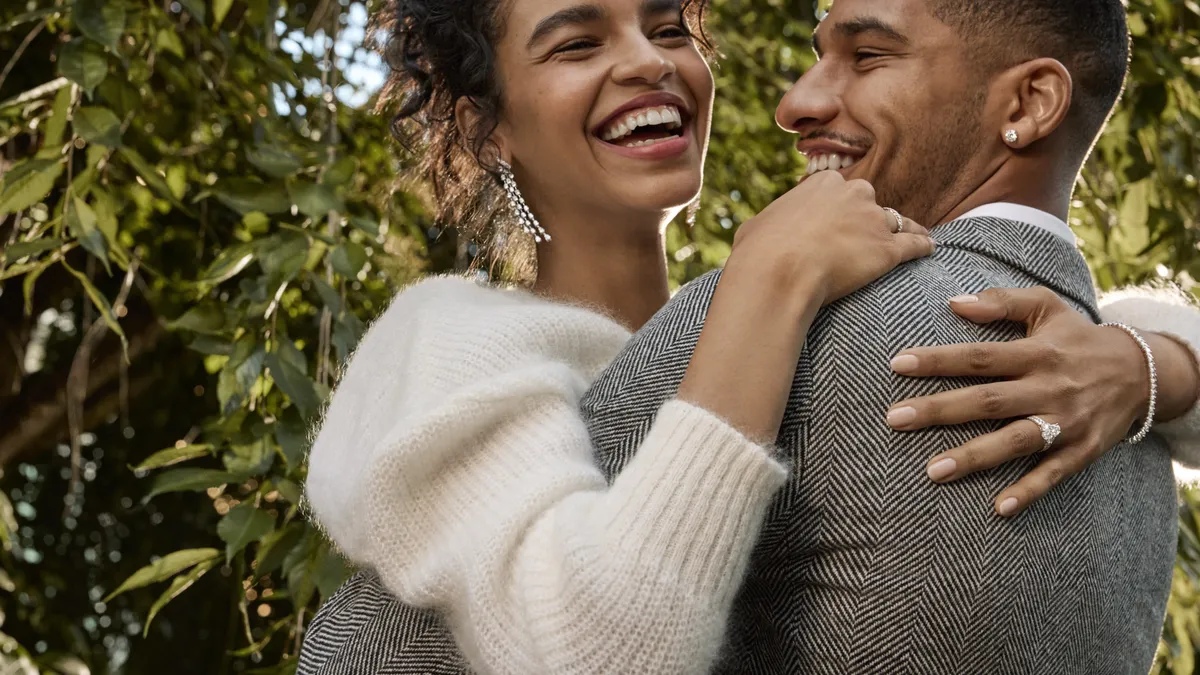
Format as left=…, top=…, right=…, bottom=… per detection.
left=372, top=0, right=713, bottom=278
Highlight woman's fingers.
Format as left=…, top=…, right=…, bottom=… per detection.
left=893, top=232, right=937, bottom=263
left=890, top=340, right=1053, bottom=379
left=993, top=446, right=1091, bottom=517
left=888, top=382, right=1045, bottom=430
left=945, top=287, right=1069, bottom=326
left=922, top=417, right=1051, bottom=483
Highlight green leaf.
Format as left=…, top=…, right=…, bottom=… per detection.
left=62, top=260, right=126, bottom=352
left=288, top=180, right=345, bottom=218
left=330, top=243, right=367, bottom=279
left=214, top=0, right=235, bottom=25
left=74, top=0, right=126, bottom=49
left=274, top=410, right=309, bottom=469
left=166, top=164, right=187, bottom=200
left=223, top=437, right=274, bottom=475
left=166, top=303, right=227, bottom=334
left=103, top=548, right=220, bottom=601
left=265, top=352, right=321, bottom=418
left=43, top=85, right=72, bottom=149
left=132, top=444, right=213, bottom=472
left=273, top=478, right=302, bottom=505
left=58, top=38, right=109, bottom=94
left=322, top=156, right=358, bottom=186
left=90, top=187, right=120, bottom=246
left=117, top=146, right=184, bottom=208
left=156, top=28, right=185, bottom=59
left=3, top=238, right=63, bottom=262
left=314, top=546, right=354, bottom=598
left=348, top=216, right=379, bottom=237
left=247, top=145, right=303, bottom=178
left=0, top=492, right=17, bottom=551
left=0, top=158, right=63, bottom=218
left=178, top=0, right=207, bottom=23
left=67, top=195, right=110, bottom=274
left=23, top=258, right=54, bottom=315
left=214, top=181, right=290, bottom=214
left=254, top=522, right=305, bottom=577
left=143, top=559, right=217, bottom=637
left=144, top=468, right=245, bottom=501
left=311, top=276, right=343, bottom=315
left=200, top=244, right=256, bottom=284
left=217, top=503, right=275, bottom=562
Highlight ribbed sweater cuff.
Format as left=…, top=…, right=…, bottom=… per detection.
left=605, top=399, right=789, bottom=597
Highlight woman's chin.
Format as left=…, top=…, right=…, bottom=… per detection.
left=611, top=173, right=703, bottom=215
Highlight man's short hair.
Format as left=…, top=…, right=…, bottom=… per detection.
left=929, top=0, right=1130, bottom=148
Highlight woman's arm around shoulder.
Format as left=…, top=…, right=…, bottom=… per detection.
left=1099, top=283, right=1200, bottom=466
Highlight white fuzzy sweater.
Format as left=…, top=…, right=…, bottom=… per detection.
left=305, top=276, right=1200, bottom=675
left=306, top=276, right=788, bottom=675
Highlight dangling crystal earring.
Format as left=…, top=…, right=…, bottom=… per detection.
left=685, top=197, right=700, bottom=226
left=498, top=159, right=551, bottom=243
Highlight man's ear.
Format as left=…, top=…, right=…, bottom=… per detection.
left=455, top=96, right=508, bottom=169
left=994, top=57, right=1073, bottom=149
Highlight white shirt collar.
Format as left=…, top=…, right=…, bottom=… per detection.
left=951, top=202, right=1076, bottom=245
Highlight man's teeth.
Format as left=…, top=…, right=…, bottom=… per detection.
left=601, top=105, right=684, bottom=141
left=805, top=153, right=859, bottom=175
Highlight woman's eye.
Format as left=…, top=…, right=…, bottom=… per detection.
left=555, top=39, right=598, bottom=54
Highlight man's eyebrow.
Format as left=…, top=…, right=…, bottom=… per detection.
left=835, top=16, right=910, bottom=45
left=527, top=4, right=607, bottom=48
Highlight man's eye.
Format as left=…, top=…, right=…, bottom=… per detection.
left=655, top=26, right=690, bottom=40
left=855, top=51, right=885, bottom=62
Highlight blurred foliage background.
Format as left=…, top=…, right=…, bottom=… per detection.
left=0, top=0, right=1198, bottom=673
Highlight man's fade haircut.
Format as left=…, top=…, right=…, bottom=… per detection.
left=929, top=0, right=1130, bottom=151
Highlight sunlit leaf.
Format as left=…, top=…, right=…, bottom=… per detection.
left=0, top=158, right=63, bottom=218
left=132, top=445, right=213, bottom=472
left=144, top=469, right=246, bottom=501
left=61, top=260, right=126, bottom=352
left=117, top=146, right=184, bottom=208
left=265, top=352, right=321, bottom=418
left=200, top=244, right=256, bottom=284
left=67, top=195, right=110, bottom=274
left=142, top=559, right=217, bottom=637
left=213, top=0, right=235, bottom=26
left=43, top=85, right=72, bottom=149
left=103, top=548, right=220, bottom=601
left=3, top=238, right=63, bottom=262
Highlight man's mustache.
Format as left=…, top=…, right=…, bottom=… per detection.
left=799, top=130, right=872, bottom=151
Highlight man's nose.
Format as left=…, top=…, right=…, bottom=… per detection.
left=775, top=64, right=839, bottom=134
left=612, top=36, right=677, bottom=84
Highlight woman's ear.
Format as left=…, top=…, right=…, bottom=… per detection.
left=993, top=57, right=1073, bottom=149
left=455, top=96, right=508, bottom=169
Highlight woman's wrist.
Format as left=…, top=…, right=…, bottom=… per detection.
left=1145, top=331, right=1200, bottom=424
left=678, top=256, right=825, bottom=443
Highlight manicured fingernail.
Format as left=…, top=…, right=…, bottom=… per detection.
left=887, top=406, right=917, bottom=427
left=890, top=354, right=919, bottom=374
left=998, top=497, right=1020, bottom=516
left=926, top=458, right=957, bottom=482
left=950, top=294, right=978, bottom=304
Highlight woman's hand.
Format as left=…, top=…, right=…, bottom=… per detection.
left=884, top=287, right=1192, bottom=518
left=681, top=171, right=935, bottom=445
left=731, top=170, right=935, bottom=305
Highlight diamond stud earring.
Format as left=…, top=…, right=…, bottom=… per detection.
left=1004, top=129, right=1020, bottom=145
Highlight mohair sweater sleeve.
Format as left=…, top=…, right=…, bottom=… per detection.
left=304, top=276, right=789, bottom=675
left=1098, top=284, right=1200, bottom=468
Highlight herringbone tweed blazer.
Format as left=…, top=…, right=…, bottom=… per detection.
left=298, top=217, right=1178, bottom=675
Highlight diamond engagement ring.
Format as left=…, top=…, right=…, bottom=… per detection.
left=1027, top=415, right=1062, bottom=453
left=884, top=207, right=904, bottom=233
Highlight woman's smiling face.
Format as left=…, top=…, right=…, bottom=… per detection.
left=488, top=0, right=715, bottom=230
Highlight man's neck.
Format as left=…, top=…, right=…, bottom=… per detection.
left=932, top=156, right=1075, bottom=227
left=937, top=186, right=1069, bottom=227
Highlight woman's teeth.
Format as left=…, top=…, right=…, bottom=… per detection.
left=805, top=153, right=859, bottom=175
left=600, top=105, right=684, bottom=142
